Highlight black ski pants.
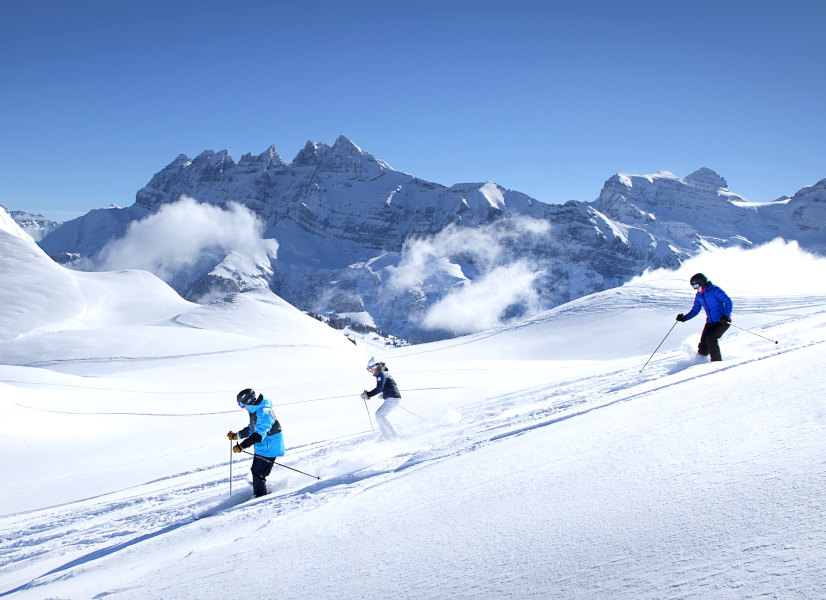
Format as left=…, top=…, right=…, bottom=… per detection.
left=251, top=454, right=274, bottom=497
left=698, top=321, right=730, bottom=362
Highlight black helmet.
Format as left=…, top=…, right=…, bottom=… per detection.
left=236, top=388, right=257, bottom=407
left=690, top=273, right=708, bottom=289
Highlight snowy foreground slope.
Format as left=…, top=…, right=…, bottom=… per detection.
left=1, top=214, right=825, bottom=598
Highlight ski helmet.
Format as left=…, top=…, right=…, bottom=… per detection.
left=236, top=388, right=257, bottom=407
left=690, top=273, right=708, bottom=289
left=366, top=357, right=379, bottom=372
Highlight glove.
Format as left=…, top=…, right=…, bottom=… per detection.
left=721, top=315, right=731, bottom=324
left=227, top=431, right=239, bottom=440
left=360, top=391, right=368, bottom=401
left=232, top=444, right=243, bottom=454
left=676, top=313, right=686, bottom=322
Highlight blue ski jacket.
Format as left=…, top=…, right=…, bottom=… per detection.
left=239, top=395, right=285, bottom=458
left=684, top=282, right=733, bottom=324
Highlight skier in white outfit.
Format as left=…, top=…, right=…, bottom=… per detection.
left=362, top=357, right=401, bottom=437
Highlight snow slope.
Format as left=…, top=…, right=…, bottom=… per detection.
left=1, top=211, right=825, bottom=599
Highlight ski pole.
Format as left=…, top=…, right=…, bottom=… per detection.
left=730, top=322, right=778, bottom=344
left=229, top=439, right=234, bottom=497
left=362, top=393, right=375, bottom=433
left=399, top=404, right=424, bottom=420
left=271, top=459, right=321, bottom=480
left=239, top=449, right=321, bottom=480
left=639, top=321, right=678, bottom=373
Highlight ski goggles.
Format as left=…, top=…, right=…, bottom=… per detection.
left=692, top=283, right=701, bottom=289
left=237, top=392, right=256, bottom=407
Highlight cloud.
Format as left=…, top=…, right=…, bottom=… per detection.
left=421, top=262, right=542, bottom=334
left=387, top=216, right=550, bottom=333
left=632, top=238, right=826, bottom=295
left=388, top=216, right=550, bottom=289
left=96, top=197, right=277, bottom=283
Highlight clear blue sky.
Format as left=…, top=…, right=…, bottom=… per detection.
left=2, top=0, right=824, bottom=221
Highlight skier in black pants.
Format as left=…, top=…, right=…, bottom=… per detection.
left=676, top=273, right=733, bottom=362
left=227, top=388, right=285, bottom=497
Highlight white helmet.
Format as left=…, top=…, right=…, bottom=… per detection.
left=366, top=357, right=380, bottom=372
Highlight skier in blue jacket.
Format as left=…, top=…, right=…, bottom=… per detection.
left=676, top=273, right=733, bottom=362
left=362, top=357, right=401, bottom=437
left=227, top=388, right=285, bottom=497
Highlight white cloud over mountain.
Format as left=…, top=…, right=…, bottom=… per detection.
left=96, top=197, right=277, bottom=283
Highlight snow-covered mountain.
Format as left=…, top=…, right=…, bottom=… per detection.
left=2, top=206, right=61, bottom=242
left=36, top=137, right=826, bottom=342
left=594, top=169, right=826, bottom=254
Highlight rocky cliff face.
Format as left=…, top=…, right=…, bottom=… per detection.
left=37, top=138, right=826, bottom=342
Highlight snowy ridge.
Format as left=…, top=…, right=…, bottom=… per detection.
left=2, top=206, right=60, bottom=242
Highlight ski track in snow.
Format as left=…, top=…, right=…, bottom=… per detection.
left=2, top=307, right=822, bottom=596
left=15, top=342, right=337, bottom=370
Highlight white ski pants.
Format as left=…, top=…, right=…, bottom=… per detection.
left=375, top=396, right=399, bottom=437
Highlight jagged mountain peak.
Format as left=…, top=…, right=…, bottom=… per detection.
left=195, top=149, right=233, bottom=165
left=290, top=135, right=393, bottom=175
left=292, top=140, right=325, bottom=166
left=684, top=167, right=728, bottom=191
left=150, top=137, right=391, bottom=182
left=152, top=154, right=193, bottom=173
left=259, top=144, right=286, bottom=165
left=325, top=135, right=392, bottom=174
left=238, top=145, right=288, bottom=169
left=332, top=134, right=361, bottom=153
